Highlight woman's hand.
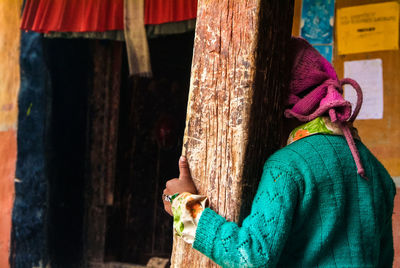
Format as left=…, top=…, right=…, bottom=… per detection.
left=163, top=156, right=197, bottom=216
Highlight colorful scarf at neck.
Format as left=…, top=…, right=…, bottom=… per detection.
left=287, top=117, right=360, bottom=145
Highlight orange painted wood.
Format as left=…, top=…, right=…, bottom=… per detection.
left=0, top=130, right=17, bottom=268
left=0, top=0, right=22, bottom=131
left=0, top=1, right=22, bottom=267
left=292, top=0, right=302, bottom=36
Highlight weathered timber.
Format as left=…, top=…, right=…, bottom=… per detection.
left=171, top=1, right=294, bottom=267
left=83, top=41, right=123, bottom=266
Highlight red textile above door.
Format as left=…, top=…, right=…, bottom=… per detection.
left=144, top=0, right=197, bottom=25
left=21, top=0, right=198, bottom=32
left=21, top=0, right=124, bottom=33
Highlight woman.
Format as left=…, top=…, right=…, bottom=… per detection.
left=163, top=37, right=395, bottom=267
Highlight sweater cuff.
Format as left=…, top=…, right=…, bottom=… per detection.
left=193, top=208, right=226, bottom=257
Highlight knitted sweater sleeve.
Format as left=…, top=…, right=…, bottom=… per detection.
left=193, top=165, right=299, bottom=267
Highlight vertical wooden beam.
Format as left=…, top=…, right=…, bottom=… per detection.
left=171, top=1, right=294, bottom=267
left=83, top=41, right=122, bottom=267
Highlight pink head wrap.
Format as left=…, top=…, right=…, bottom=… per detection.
left=285, top=37, right=366, bottom=179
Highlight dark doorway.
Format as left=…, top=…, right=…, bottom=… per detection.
left=43, top=38, right=92, bottom=267
left=41, top=32, right=194, bottom=267
left=104, top=32, right=194, bottom=264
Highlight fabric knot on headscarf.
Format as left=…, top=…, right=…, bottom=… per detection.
left=285, top=37, right=367, bottom=179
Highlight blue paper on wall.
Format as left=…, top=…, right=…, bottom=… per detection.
left=301, top=0, right=335, bottom=44
left=313, top=45, right=333, bottom=63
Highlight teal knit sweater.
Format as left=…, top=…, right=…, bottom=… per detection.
left=193, top=135, right=396, bottom=267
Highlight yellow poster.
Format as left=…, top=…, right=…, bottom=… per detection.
left=336, top=1, right=399, bottom=55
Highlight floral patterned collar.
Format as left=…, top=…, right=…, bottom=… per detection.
left=287, top=117, right=360, bottom=145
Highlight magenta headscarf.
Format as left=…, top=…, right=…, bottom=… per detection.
left=285, top=37, right=366, bottom=179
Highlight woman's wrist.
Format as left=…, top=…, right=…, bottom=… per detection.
left=171, top=192, right=209, bottom=244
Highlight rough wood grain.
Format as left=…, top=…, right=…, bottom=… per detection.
left=83, top=41, right=122, bottom=265
left=171, top=1, right=294, bottom=267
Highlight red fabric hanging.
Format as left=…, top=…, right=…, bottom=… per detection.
left=21, top=0, right=124, bottom=33
left=21, top=0, right=198, bottom=33
left=145, top=0, right=197, bottom=25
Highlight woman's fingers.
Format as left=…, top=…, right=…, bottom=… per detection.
left=163, top=156, right=198, bottom=215
left=165, top=178, right=179, bottom=191
left=178, top=156, right=192, bottom=182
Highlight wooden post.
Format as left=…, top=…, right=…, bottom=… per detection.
left=171, top=1, right=295, bottom=267
left=83, top=41, right=122, bottom=267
